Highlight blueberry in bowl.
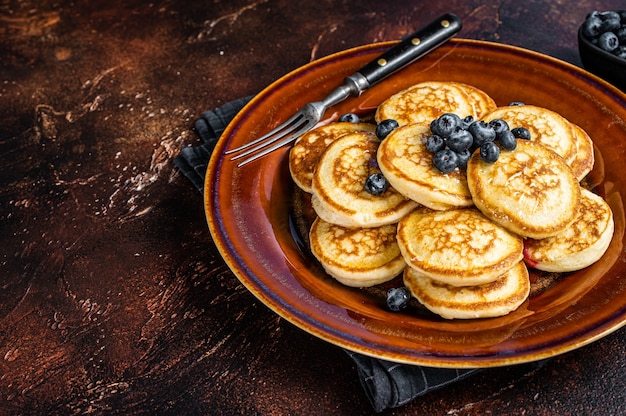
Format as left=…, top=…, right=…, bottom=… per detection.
left=578, top=10, right=626, bottom=92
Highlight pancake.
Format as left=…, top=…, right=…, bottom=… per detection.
left=289, top=122, right=376, bottom=193
left=309, top=217, right=405, bottom=287
left=467, top=140, right=581, bottom=239
left=568, top=122, right=595, bottom=181
left=396, top=208, right=524, bottom=286
left=485, top=105, right=577, bottom=164
left=311, top=131, right=419, bottom=227
left=374, top=81, right=476, bottom=127
left=523, top=188, right=613, bottom=272
left=377, top=123, right=473, bottom=210
left=403, top=261, right=530, bottom=319
left=455, top=82, right=497, bottom=119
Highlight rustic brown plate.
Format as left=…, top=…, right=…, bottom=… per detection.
left=205, top=39, right=626, bottom=367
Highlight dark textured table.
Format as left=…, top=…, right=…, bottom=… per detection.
left=1, top=1, right=625, bottom=415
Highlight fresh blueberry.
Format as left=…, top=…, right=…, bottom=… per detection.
left=598, top=31, right=619, bottom=52
left=585, top=11, right=602, bottom=20
left=480, top=141, right=500, bottom=163
left=386, top=287, right=411, bottom=312
left=582, top=15, right=603, bottom=39
left=376, top=119, right=399, bottom=140
left=497, top=130, right=517, bottom=151
left=599, top=16, right=621, bottom=33
left=338, top=113, right=360, bottom=123
left=468, top=120, right=496, bottom=146
left=364, top=173, right=389, bottom=195
left=433, top=149, right=459, bottom=173
left=615, top=26, right=626, bottom=44
left=511, top=127, right=531, bottom=140
left=615, top=45, right=626, bottom=59
left=425, top=134, right=445, bottom=153
left=446, top=127, right=474, bottom=152
left=456, top=149, right=472, bottom=169
left=508, top=101, right=525, bottom=106
left=600, top=10, right=622, bottom=23
left=489, top=119, right=510, bottom=137
left=431, top=113, right=461, bottom=138
left=461, top=115, right=474, bottom=130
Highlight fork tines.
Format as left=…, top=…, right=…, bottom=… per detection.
left=226, top=111, right=313, bottom=167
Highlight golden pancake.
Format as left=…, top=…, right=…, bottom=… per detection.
left=374, top=81, right=476, bottom=126
left=455, top=82, right=497, bottom=119
left=289, top=122, right=376, bottom=193
left=568, top=122, right=595, bottom=181
left=403, top=261, right=530, bottom=319
left=309, top=217, right=405, bottom=287
left=485, top=105, right=577, bottom=164
left=523, top=188, right=613, bottom=272
left=311, top=131, right=418, bottom=227
left=396, top=208, right=524, bottom=286
left=467, top=140, right=581, bottom=239
left=377, top=123, right=473, bottom=210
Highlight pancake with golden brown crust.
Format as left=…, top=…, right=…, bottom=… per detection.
left=523, top=188, right=613, bottom=272
left=374, top=81, right=476, bottom=127
left=377, top=123, right=473, bottom=210
left=568, top=122, right=595, bottom=181
left=311, top=131, right=419, bottom=228
left=455, top=82, right=497, bottom=119
left=289, top=122, right=376, bottom=193
left=485, top=105, right=577, bottom=164
left=467, top=140, right=581, bottom=239
left=396, top=208, right=524, bottom=286
left=309, top=217, right=406, bottom=287
left=403, top=261, right=530, bottom=319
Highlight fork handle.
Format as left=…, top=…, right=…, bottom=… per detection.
left=346, top=13, right=462, bottom=93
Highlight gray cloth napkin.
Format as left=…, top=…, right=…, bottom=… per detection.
left=174, top=97, right=480, bottom=412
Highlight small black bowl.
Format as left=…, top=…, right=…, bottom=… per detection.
left=578, top=11, right=626, bottom=92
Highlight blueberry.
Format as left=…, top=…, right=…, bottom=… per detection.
left=376, top=119, right=399, bottom=139
left=364, top=173, right=389, bottom=195
left=446, top=127, right=474, bottom=152
left=489, top=119, right=510, bottom=137
left=582, top=15, right=603, bottom=39
left=599, top=16, right=621, bottom=33
left=600, top=10, right=622, bottom=23
left=480, top=141, right=500, bottom=163
left=468, top=120, right=496, bottom=146
left=615, top=26, right=626, bottom=44
left=425, top=134, right=445, bottom=153
left=508, top=101, right=525, bottom=106
left=461, top=115, right=474, bottom=130
left=433, top=149, right=459, bottom=173
left=338, top=113, right=360, bottom=123
left=431, top=113, right=461, bottom=138
left=615, top=45, right=626, bottom=59
left=598, top=31, right=619, bottom=52
left=456, top=149, right=472, bottom=169
left=497, top=130, right=517, bottom=151
left=386, top=287, right=411, bottom=312
left=585, top=11, right=602, bottom=20
left=511, top=127, right=531, bottom=140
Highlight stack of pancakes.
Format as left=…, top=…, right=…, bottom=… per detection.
left=288, top=81, right=614, bottom=319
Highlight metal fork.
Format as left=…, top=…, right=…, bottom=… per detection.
left=226, top=13, right=462, bottom=167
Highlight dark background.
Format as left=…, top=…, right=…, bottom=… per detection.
left=1, top=1, right=625, bottom=414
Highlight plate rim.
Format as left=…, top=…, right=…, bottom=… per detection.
left=205, top=38, right=626, bottom=367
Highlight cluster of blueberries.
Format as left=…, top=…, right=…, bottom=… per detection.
left=581, top=10, right=626, bottom=58
left=342, top=109, right=532, bottom=195
left=425, top=111, right=530, bottom=173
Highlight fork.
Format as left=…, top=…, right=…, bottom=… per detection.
left=227, top=13, right=462, bottom=167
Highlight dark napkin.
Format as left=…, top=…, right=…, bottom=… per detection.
left=174, top=97, right=481, bottom=412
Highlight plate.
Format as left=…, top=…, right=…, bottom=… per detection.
left=205, top=39, right=626, bottom=367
